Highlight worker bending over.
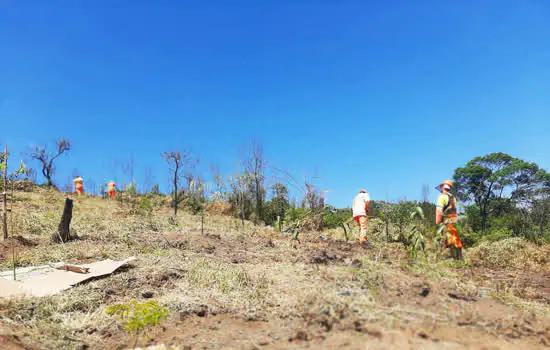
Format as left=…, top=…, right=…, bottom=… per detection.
left=436, top=180, right=463, bottom=260
left=73, top=176, right=84, bottom=196
left=107, top=181, right=117, bottom=199
left=352, top=189, right=370, bottom=248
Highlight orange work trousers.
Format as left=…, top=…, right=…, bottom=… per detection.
left=445, top=221, right=463, bottom=249
left=354, top=215, right=368, bottom=244
left=108, top=190, right=116, bottom=199
left=76, top=185, right=84, bottom=195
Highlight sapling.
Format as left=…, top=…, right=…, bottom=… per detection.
left=106, top=300, right=169, bottom=349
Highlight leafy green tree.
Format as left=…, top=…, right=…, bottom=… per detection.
left=394, top=201, right=416, bottom=240
left=373, top=201, right=393, bottom=241
left=531, top=195, right=550, bottom=239
left=269, top=183, right=289, bottom=226
left=453, top=152, right=549, bottom=233
left=242, top=139, right=266, bottom=224
left=184, top=175, right=208, bottom=215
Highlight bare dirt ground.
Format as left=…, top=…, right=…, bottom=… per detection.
left=0, top=190, right=549, bottom=349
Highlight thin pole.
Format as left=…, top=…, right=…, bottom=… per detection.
left=3, top=145, right=8, bottom=240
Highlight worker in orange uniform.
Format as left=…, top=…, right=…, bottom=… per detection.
left=73, top=176, right=84, bottom=196
left=436, top=180, right=463, bottom=260
left=352, top=189, right=370, bottom=248
left=107, top=181, right=117, bottom=199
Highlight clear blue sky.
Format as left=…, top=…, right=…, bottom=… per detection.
left=1, top=1, right=549, bottom=207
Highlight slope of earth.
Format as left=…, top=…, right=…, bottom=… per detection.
left=0, top=189, right=549, bottom=349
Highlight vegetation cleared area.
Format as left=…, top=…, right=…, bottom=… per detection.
left=0, top=143, right=549, bottom=349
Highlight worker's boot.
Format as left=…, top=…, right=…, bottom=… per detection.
left=456, top=248, right=463, bottom=261
left=450, top=246, right=457, bottom=260
left=359, top=233, right=371, bottom=249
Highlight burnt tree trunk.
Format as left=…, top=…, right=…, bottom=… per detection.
left=53, top=198, right=74, bottom=243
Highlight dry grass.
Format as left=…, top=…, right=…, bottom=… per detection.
left=0, top=189, right=549, bottom=349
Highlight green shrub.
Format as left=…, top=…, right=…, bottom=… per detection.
left=322, top=206, right=351, bottom=229
left=484, top=227, right=514, bottom=242
left=461, top=228, right=513, bottom=247
left=460, top=231, right=482, bottom=248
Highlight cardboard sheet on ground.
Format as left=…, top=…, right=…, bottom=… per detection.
left=0, top=257, right=135, bottom=298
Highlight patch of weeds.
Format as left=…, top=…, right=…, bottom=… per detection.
left=42, top=210, right=59, bottom=220
left=407, top=258, right=455, bottom=281
left=167, top=216, right=179, bottom=227
left=136, top=243, right=161, bottom=256
left=301, top=296, right=355, bottom=333
left=441, top=259, right=471, bottom=269
left=351, top=259, right=384, bottom=298
left=489, top=288, right=549, bottom=316
left=2, top=288, right=105, bottom=326
left=184, top=258, right=271, bottom=303
left=12, top=212, right=54, bottom=236
left=0, top=255, right=24, bottom=269
left=186, top=258, right=252, bottom=293
left=248, top=274, right=271, bottom=304
left=151, top=247, right=170, bottom=258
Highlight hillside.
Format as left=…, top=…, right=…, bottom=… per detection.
left=0, top=188, right=549, bottom=349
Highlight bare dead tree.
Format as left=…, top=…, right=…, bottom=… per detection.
left=303, top=177, right=326, bottom=231
left=184, top=173, right=195, bottom=190
left=120, top=156, right=135, bottom=187
left=210, top=163, right=226, bottom=200
left=243, top=139, right=266, bottom=223
left=421, top=184, right=430, bottom=203
left=29, top=138, right=71, bottom=188
left=143, top=166, right=156, bottom=194
left=71, top=168, right=80, bottom=179
left=162, top=149, right=197, bottom=216
left=62, top=176, right=72, bottom=193
left=24, top=167, right=37, bottom=183
left=88, top=178, right=97, bottom=196
left=229, top=174, right=252, bottom=229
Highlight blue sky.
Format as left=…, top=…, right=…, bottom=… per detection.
left=1, top=0, right=549, bottom=207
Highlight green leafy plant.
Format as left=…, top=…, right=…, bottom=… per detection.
left=283, top=209, right=311, bottom=242
left=407, top=207, right=427, bottom=263
left=106, top=300, right=169, bottom=349
left=289, top=218, right=303, bottom=241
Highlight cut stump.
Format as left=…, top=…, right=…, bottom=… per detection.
left=53, top=198, right=74, bottom=243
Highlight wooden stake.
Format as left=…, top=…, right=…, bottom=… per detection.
left=2, top=145, right=8, bottom=240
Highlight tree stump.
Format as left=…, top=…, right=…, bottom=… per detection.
left=53, top=198, right=74, bottom=243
